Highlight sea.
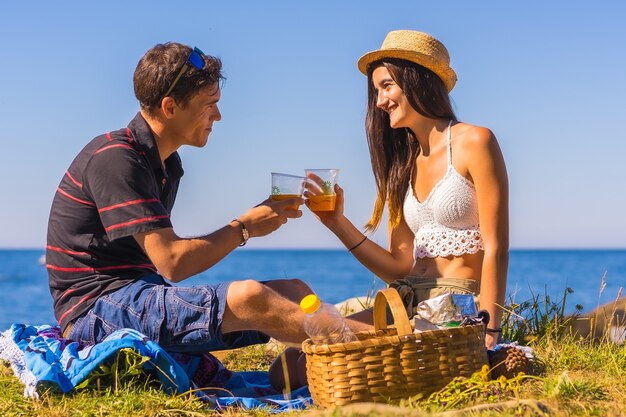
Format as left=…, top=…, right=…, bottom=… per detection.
left=0, top=249, right=624, bottom=331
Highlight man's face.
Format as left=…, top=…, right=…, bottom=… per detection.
left=173, top=83, right=222, bottom=148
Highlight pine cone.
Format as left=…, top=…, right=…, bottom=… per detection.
left=489, top=346, right=529, bottom=379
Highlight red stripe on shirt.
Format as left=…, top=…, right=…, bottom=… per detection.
left=65, top=171, right=83, bottom=188
left=104, top=215, right=170, bottom=232
left=46, top=245, right=90, bottom=256
left=126, top=128, right=133, bottom=142
left=62, top=288, right=78, bottom=297
left=98, top=198, right=160, bottom=213
left=46, top=265, right=97, bottom=272
left=95, top=143, right=133, bottom=154
left=106, top=132, right=112, bottom=141
left=56, top=188, right=96, bottom=207
left=58, top=293, right=98, bottom=325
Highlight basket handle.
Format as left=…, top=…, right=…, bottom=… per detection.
left=374, top=287, right=413, bottom=336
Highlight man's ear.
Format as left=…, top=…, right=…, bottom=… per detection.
left=160, top=97, right=177, bottom=119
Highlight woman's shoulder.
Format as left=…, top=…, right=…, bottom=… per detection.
left=452, top=122, right=498, bottom=153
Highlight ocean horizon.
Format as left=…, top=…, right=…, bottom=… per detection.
left=0, top=248, right=624, bottom=330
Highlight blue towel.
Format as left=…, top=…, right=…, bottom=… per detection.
left=0, top=323, right=311, bottom=412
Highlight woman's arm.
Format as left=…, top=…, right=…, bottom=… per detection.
left=306, top=182, right=414, bottom=284
left=463, top=126, right=509, bottom=349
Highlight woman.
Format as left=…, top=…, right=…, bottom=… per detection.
left=309, top=30, right=508, bottom=349
left=270, top=30, right=508, bottom=392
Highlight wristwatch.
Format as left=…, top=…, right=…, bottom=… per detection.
left=232, top=219, right=249, bottom=246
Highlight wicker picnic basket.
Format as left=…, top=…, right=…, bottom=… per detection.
left=301, top=287, right=488, bottom=407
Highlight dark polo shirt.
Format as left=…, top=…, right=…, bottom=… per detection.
left=46, top=113, right=184, bottom=332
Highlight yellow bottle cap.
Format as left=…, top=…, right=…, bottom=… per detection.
left=300, top=294, right=321, bottom=314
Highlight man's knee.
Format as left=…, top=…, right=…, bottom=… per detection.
left=227, top=280, right=271, bottom=314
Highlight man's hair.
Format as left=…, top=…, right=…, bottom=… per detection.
left=133, top=42, right=224, bottom=116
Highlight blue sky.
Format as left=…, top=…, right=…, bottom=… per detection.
left=1, top=1, right=624, bottom=249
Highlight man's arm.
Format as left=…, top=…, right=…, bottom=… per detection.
left=134, top=197, right=304, bottom=282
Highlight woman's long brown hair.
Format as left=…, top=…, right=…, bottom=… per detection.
left=364, top=59, right=457, bottom=232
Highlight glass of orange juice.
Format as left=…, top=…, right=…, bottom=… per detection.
left=304, top=169, right=339, bottom=211
left=271, top=172, right=306, bottom=210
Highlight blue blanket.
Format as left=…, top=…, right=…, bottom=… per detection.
left=0, top=324, right=311, bottom=412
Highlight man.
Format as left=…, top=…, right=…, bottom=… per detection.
left=46, top=42, right=370, bottom=352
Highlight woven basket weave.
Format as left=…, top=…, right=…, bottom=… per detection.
left=301, top=288, right=488, bottom=407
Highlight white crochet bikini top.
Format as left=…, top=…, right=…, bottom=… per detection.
left=403, top=121, right=484, bottom=258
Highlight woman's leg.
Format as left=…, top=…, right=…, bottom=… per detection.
left=347, top=308, right=374, bottom=325
left=262, top=278, right=313, bottom=303
left=268, top=346, right=307, bottom=392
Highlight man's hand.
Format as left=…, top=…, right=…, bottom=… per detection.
left=237, top=197, right=304, bottom=238
left=133, top=197, right=304, bottom=282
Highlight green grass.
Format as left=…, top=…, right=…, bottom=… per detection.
left=2, top=287, right=625, bottom=417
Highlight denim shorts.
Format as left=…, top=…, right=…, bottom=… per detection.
left=67, top=274, right=270, bottom=352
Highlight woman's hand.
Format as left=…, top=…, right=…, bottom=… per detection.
left=304, top=172, right=345, bottom=229
left=485, top=332, right=498, bottom=350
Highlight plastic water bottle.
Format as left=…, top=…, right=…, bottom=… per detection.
left=300, top=294, right=357, bottom=345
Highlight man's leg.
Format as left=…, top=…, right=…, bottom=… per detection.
left=224, top=279, right=373, bottom=392
left=222, top=279, right=371, bottom=345
left=263, top=278, right=313, bottom=304
left=222, top=279, right=309, bottom=345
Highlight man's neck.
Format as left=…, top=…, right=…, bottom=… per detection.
left=140, top=110, right=177, bottom=164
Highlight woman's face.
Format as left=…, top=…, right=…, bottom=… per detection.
left=372, top=66, right=417, bottom=129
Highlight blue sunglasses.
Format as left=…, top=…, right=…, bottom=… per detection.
left=162, top=47, right=207, bottom=100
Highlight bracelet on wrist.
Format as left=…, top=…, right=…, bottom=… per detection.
left=232, top=219, right=249, bottom=247
left=348, top=236, right=367, bottom=252
left=486, top=327, right=502, bottom=333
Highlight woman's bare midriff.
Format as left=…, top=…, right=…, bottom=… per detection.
left=408, top=251, right=484, bottom=282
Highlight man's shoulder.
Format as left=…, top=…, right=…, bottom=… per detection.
left=73, top=128, right=133, bottom=156
left=78, top=128, right=143, bottom=161
left=73, top=129, right=149, bottom=186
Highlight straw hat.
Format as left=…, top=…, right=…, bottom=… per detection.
left=357, top=30, right=457, bottom=92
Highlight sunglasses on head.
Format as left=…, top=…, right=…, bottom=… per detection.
left=161, top=47, right=207, bottom=100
